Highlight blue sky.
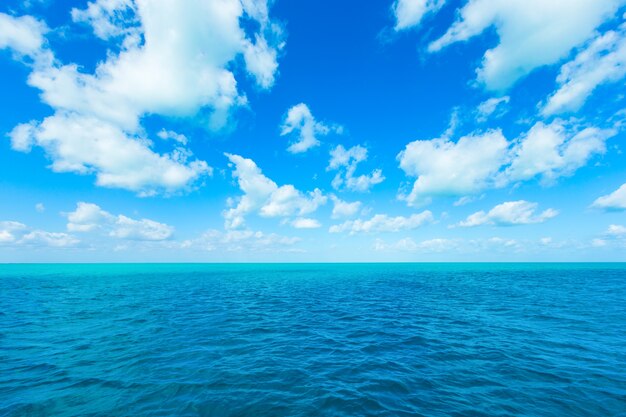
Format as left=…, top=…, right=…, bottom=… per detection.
left=1, top=0, right=626, bottom=262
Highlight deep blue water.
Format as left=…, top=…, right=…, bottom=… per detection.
left=1, top=263, right=626, bottom=417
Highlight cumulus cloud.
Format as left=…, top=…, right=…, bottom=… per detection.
left=592, top=183, right=626, bottom=210
left=224, top=153, right=327, bottom=229
left=0, top=1, right=284, bottom=194
left=398, top=130, right=508, bottom=206
left=398, top=120, right=615, bottom=206
left=543, top=22, right=626, bottom=116
left=0, top=221, right=28, bottom=244
left=0, top=12, right=48, bottom=56
left=9, top=114, right=211, bottom=196
left=393, top=0, right=445, bottom=31
left=503, top=122, right=614, bottom=185
left=328, top=145, right=384, bottom=192
left=456, top=200, right=558, bottom=227
left=280, top=103, right=340, bottom=153
left=0, top=220, right=78, bottom=247
left=67, top=202, right=174, bottom=240
left=330, top=195, right=362, bottom=219
left=329, top=211, right=433, bottom=234
left=429, top=0, right=624, bottom=91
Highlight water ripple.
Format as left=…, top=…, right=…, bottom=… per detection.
left=1, top=263, right=625, bottom=416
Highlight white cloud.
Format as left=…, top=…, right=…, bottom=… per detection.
left=373, top=236, right=540, bottom=253
left=398, top=120, right=615, bottom=206
left=429, top=0, right=624, bottom=91
left=328, top=145, right=384, bottom=192
left=157, top=129, right=188, bottom=145
left=453, top=195, right=483, bottom=206
left=393, top=0, right=445, bottom=31
left=20, top=231, right=80, bottom=247
left=329, top=211, right=433, bottom=234
left=374, top=237, right=458, bottom=252
left=67, top=202, right=174, bottom=240
left=1, top=1, right=283, bottom=194
left=224, top=153, right=327, bottom=229
left=592, top=183, right=626, bottom=210
left=591, top=238, right=608, bottom=247
left=330, top=195, right=362, bottom=219
left=0, top=12, right=48, bottom=56
left=588, top=224, right=626, bottom=248
left=476, top=96, right=509, bottom=122
left=9, top=114, right=211, bottom=196
left=35, top=203, right=45, bottom=212
left=182, top=229, right=300, bottom=252
left=543, top=23, right=626, bottom=116
left=0, top=220, right=78, bottom=247
left=71, top=0, right=137, bottom=40
left=540, top=237, right=553, bottom=245
left=0, top=221, right=27, bottom=243
left=291, top=218, right=321, bottom=229
left=456, top=200, right=558, bottom=227
left=280, top=103, right=340, bottom=153
left=503, top=122, right=614, bottom=185
left=0, top=231, right=14, bottom=244
left=607, top=224, right=626, bottom=235
left=398, top=130, right=509, bottom=206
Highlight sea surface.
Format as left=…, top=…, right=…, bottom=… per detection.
left=1, top=263, right=625, bottom=417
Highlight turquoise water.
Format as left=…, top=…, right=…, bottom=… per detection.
left=1, top=263, right=625, bottom=416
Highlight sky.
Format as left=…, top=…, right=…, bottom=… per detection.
left=1, top=0, right=626, bottom=262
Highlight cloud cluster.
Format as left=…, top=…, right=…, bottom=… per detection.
left=374, top=237, right=459, bottom=252
left=0, top=221, right=78, bottom=247
left=373, top=236, right=538, bottom=254
left=1, top=0, right=284, bottom=194
left=67, top=202, right=174, bottom=240
left=328, top=145, right=384, bottom=192
left=456, top=200, right=558, bottom=227
left=280, top=103, right=341, bottom=153
left=224, top=154, right=326, bottom=229
left=398, top=121, right=615, bottom=206
left=182, top=229, right=301, bottom=252
left=329, top=211, right=433, bottom=234
left=429, top=0, right=623, bottom=91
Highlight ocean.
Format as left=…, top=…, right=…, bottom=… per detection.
left=1, top=263, right=625, bottom=416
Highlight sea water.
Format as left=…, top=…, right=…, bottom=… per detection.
left=1, top=263, right=625, bottom=416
